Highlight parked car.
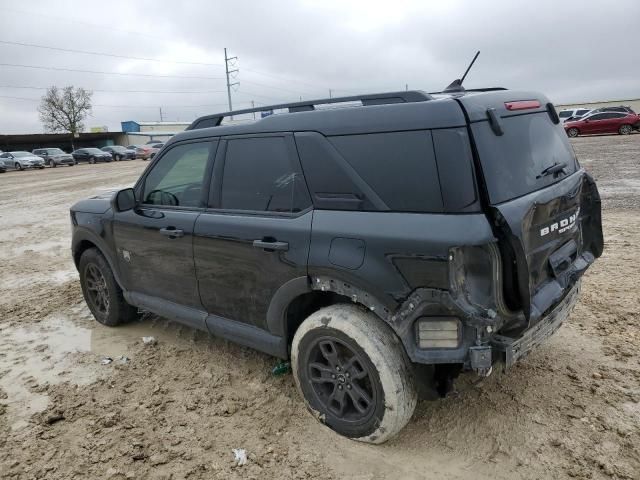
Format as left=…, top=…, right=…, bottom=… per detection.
left=71, top=148, right=113, bottom=164
left=558, top=108, right=592, bottom=123
left=0, top=151, right=45, bottom=170
left=127, top=145, right=153, bottom=160
left=33, top=148, right=75, bottom=167
left=564, top=111, right=640, bottom=137
left=101, top=145, right=136, bottom=161
left=71, top=88, right=603, bottom=443
left=148, top=142, right=164, bottom=158
left=587, top=106, right=636, bottom=115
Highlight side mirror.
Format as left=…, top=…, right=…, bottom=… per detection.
left=113, top=188, right=137, bottom=212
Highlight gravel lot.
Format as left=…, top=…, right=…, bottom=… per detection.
left=1, top=135, right=639, bottom=480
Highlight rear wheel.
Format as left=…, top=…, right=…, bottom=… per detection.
left=567, top=128, right=579, bottom=138
left=89, top=156, right=96, bottom=164
left=79, top=248, right=139, bottom=326
left=619, top=124, right=632, bottom=135
left=291, top=304, right=417, bottom=444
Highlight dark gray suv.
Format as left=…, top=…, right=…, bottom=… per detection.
left=70, top=89, right=603, bottom=443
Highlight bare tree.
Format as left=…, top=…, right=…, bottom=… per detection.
left=38, top=86, right=93, bottom=150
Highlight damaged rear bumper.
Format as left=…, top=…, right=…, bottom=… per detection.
left=490, top=281, right=580, bottom=369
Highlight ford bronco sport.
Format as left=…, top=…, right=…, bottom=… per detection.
left=71, top=88, right=603, bottom=443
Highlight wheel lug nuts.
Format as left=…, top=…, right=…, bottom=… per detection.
left=336, top=366, right=341, bottom=371
left=347, top=384, right=351, bottom=389
left=331, top=374, right=336, bottom=379
left=346, top=372, right=350, bottom=378
left=338, top=385, right=343, bottom=390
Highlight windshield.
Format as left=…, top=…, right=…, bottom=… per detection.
left=471, top=112, right=579, bottom=204
left=47, top=148, right=65, bottom=154
left=85, top=148, right=104, bottom=154
left=12, top=151, right=32, bottom=157
left=110, top=146, right=127, bottom=152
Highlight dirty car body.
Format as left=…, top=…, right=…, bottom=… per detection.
left=70, top=88, right=603, bottom=439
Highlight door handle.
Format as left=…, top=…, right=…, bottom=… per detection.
left=252, top=239, right=289, bottom=251
left=159, top=227, right=184, bottom=238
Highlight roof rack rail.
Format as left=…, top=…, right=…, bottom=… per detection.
left=428, top=87, right=507, bottom=95
left=186, top=90, right=432, bottom=130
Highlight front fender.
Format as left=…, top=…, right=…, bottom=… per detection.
left=71, top=217, right=123, bottom=288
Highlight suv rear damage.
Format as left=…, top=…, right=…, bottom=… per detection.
left=70, top=83, right=602, bottom=444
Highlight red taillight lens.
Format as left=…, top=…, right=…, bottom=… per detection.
left=504, top=100, right=541, bottom=111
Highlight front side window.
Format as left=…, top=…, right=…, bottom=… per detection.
left=220, top=137, right=310, bottom=213
left=587, top=114, right=606, bottom=121
left=143, top=142, right=213, bottom=207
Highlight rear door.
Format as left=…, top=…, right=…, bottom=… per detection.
left=193, top=133, right=312, bottom=329
left=459, top=93, right=603, bottom=323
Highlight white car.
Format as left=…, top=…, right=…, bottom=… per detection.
left=558, top=108, right=592, bottom=123
left=0, top=151, right=46, bottom=170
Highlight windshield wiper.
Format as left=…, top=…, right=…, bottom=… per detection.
left=537, top=162, right=567, bottom=179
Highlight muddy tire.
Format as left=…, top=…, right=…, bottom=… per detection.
left=79, top=248, right=138, bottom=327
left=618, top=124, right=632, bottom=135
left=291, top=304, right=417, bottom=444
left=567, top=128, right=579, bottom=138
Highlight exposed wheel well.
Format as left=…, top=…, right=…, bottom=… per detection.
left=73, top=240, right=98, bottom=267
left=285, top=291, right=352, bottom=345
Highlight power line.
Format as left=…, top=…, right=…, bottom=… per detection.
left=0, top=6, right=168, bottom=42
left=0, top=85, right=226, bottom=94
left=0, top=63, right=224, bottom=80
left=0, top=95, right=231, bottom=109
left=0, top=40, right=225, bottom=67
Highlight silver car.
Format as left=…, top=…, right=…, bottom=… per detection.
left=33, top=148, right=75, bottom=167
left=0, top=151, right=45, bottom=170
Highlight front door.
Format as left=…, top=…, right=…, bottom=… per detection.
left=113, top=140, right=217, bottom=309
left=194, top=134, right=312, bottom=329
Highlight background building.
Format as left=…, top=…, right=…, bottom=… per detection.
left=556, top=98, right=640, bottom=113
left=121, top=120, right=191, bottom=145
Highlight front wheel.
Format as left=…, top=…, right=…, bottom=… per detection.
left=50, top=160, right=57, bottom=168
left=79, top=248, right=139, bottom=326
left=619, top=124, right=632, bottom=135
left=115, top=154, right=121, bottom=161
left=14, top=162, right=23, bottom=171
left=291, top=304, right=417, bottom=444
left=566, top=128, right=579, bottom=138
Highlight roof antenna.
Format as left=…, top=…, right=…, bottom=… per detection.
left=443, top=50, right=480, bottom=93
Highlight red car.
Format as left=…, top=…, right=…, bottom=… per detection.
left=564, top=111, right=640, bottom=137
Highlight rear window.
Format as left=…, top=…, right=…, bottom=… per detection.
left=471, top=112, right=578, bottom=204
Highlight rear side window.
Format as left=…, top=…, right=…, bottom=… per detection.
left=328, top=131, right=443, bottom=212
left=220, top=137, right=311, bottom=213
left=471, top=112, right=578, bottom=204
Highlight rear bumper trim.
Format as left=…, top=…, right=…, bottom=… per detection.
left=491, top=281, right=580, bottom=368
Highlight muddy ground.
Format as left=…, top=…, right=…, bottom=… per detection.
left=0, top=134, right=639, bottom=480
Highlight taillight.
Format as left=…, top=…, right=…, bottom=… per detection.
left=504, top=100, right=541, bottom=111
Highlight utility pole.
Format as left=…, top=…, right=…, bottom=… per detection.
left=329, top=89, right=332, bottom=99
left=224, top=48, right=239, bottom=118
left=405, top=83, right=408, bottom=91
left=251, top=100, right=256, bottom=120
left=159, top=107, right=164, bottom=122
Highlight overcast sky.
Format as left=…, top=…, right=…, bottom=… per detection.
left=0, top=0, right=638, bottom=134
